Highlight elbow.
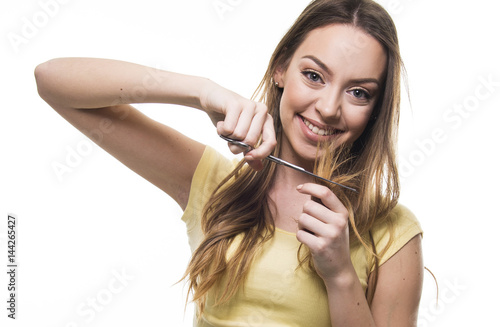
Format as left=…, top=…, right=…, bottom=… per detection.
left=34, top=58, right=64, bottom=105
left=35, top=61, right=50, bottom=100
left=34, top=60, right=53, bottom=102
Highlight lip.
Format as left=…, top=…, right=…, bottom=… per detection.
left=297, top=114, right=344, bottom=143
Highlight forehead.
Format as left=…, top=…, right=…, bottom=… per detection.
left=292, top=24, right=387, bottom=80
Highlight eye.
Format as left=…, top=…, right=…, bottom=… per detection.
left=348, top=88, right=371, bottom=100
left=302, top=70, right=324, bottom=84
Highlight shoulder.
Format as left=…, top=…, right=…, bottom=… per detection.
left=371, top=203, right=423, bottom=266
left=185, top=145, right=238, bottom=209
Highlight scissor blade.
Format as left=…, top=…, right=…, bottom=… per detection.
left=219, top=135, right=357, bottom=192
left=267, top=156, right=357, bottom=192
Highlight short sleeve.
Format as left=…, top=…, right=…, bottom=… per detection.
left=371, top=204, right=423, bottom=267
left=181, top=146, right=237, bottom=252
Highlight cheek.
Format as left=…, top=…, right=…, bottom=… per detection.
left=280, top=80, right=313, bottom=117
left=343, top=108, right=372, bottom=134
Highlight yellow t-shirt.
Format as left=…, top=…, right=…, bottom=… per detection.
left=182, top=146, right=423, bottom=327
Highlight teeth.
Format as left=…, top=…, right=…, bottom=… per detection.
left=303, top=117, right=338, bottom=136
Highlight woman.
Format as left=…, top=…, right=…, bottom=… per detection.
left=35, top=0, right=423, bottom=325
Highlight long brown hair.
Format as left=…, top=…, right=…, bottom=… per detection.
left=183, top=0, right=404, bottom=316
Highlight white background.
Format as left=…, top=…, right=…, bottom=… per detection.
left=1, top=0, right=499, bottom=326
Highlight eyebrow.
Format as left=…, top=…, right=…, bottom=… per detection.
left=301, top=55, right=380, bottom=87
left=302, top=55, right=332, bottom=76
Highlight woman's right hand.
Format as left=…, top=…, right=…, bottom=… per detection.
left=199, top=81, right=277, bottom=171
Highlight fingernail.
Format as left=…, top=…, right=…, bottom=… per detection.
left=296, top=184, right=303, bottom=190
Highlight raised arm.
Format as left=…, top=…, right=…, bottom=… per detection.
left=34, top=58, right=275, bottom=209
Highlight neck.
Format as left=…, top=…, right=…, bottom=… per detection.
left=272, top=164, right=314, bottom=190
left=267, top=164, right=315, bottom=233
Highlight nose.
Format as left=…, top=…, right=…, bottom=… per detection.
left=315, top=88, right=342, bottom=122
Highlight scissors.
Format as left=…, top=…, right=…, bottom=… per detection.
left=219, top=135, right=357, bottom=192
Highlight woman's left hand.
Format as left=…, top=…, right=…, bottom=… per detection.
left=295, top=183, right=353, bottom=282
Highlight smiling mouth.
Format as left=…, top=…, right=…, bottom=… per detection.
left=301, top=116, right=344, bottom=136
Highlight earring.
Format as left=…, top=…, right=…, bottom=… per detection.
left=274, top=80, right=279, bottom=87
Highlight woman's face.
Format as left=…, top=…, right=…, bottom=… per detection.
left=274, top=24, right=387, bottom=166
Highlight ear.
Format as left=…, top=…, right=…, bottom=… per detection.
left=273, top=66, right=285, bottom=88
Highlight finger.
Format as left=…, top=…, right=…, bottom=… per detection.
left=296, top=227, right=318, bottom=248
left=242, top=103, right=268, bottom=146
left=296, top=183, right=348, bottom=215
left=301, top=199, right=335, bottom=225
left=245, top=158, right=264, bottom=171
left=297, top=212, right=327, bottom=236
left=217, top=121, right=248, bottom=155
left=245, top=113, right=276, bottom=161
left=228, top=143, right=248, bottom=155
left=230, top=103, right=259, bottom=142
left=216, top=103, right=242, bottom=136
